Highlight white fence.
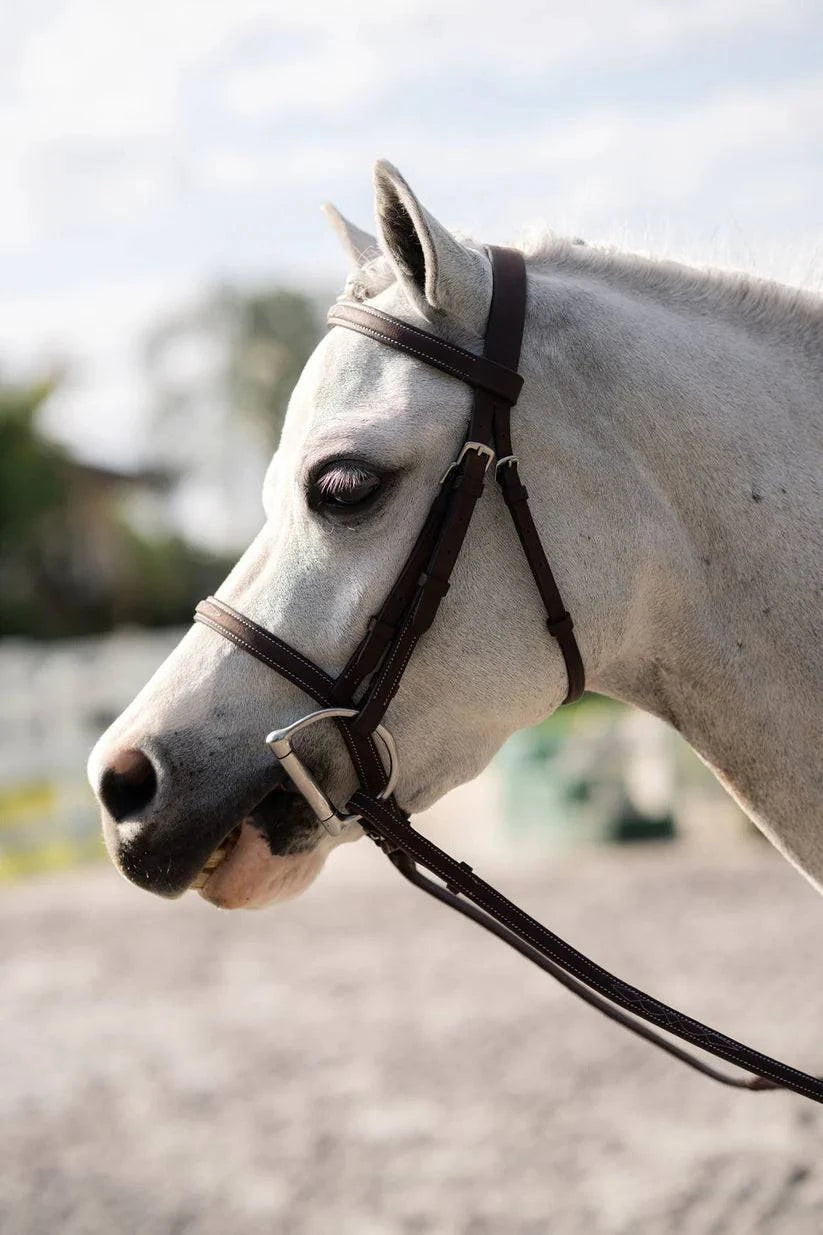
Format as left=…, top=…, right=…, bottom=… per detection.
left=0, top=628, right=750, bottom=875
left=0, top=629, right=183, bottom=870
left=0, top=628, right=184, bottom=784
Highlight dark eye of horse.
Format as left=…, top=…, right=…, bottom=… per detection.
left=311, top=461, right=382, bottom=510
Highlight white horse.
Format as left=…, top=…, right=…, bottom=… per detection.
left=88, top=161, right=823, bottom=909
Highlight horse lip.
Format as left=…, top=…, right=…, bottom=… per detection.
left=194, top=775, right=331, bottom=908
left=191, top=774, right=322, bottom=894
left=115, top=766, right=291, bottom=899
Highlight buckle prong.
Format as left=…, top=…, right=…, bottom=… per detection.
left=495, top=454, right=518, bottom=475
left=440, top=440, right=495, bottom=485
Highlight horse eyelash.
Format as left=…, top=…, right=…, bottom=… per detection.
left=314, top=462, right=380, bottom=502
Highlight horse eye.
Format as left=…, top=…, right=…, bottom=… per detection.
left=311, top=461, right=382, bottom=510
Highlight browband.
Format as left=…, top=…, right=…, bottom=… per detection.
left=326, top=302, right=524, bottom=405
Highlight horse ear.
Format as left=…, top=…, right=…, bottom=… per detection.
left=373, top=160, right=490, bottom=332
left=322, top=203, right=380, bottom=269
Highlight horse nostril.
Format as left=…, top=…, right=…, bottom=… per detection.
left=98, top=748, right=158, bottom=821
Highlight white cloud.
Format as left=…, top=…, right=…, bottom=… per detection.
left=195, top=74, right=823, bottom=242
left=0, top=0, right=809, bottom=250
left=0, top=0, right=820, bottom=471
left=222, top=0, right=800, bottom=117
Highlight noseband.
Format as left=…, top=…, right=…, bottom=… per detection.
left=195, top=247, right=823, bottom=1105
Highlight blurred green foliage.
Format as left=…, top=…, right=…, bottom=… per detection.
left=0, top=379, right=73, bottom=636
left=0, top=379, right=67, bottom=542
left=229, top=286, right=323, bottom=450
left=0, top=377, right=232, bottom=638
left=145, top=282, right=323, bottom=454
left=500, top=694, right=677, bottom=845
left=110, top=526, right=229, bottom=628
left=0, top=280, right=323, bottom=641
left=0, top=780, right=105, bottom=883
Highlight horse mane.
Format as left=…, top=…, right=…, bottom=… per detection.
left=348, top=230, right=823, bottom=350
left=522, top=231, right=823, bottom=346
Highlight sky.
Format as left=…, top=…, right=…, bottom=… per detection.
left=1, top=0, right=821, bottom=477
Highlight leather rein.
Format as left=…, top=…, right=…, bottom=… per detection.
left=194, top=246, right=823, bottom=1105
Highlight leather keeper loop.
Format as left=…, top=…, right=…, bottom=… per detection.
left=418, top=571, right=450, bottom=600
left=367, top=615, right=397, bottom=641
left=546, top=611, right=574, bottom=639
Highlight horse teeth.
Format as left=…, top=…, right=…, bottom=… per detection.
left=188, top=823, right=246, bottom=891
left=189, top=833, right=238, bottom=890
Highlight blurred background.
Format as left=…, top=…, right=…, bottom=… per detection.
left=2, top=3, right=822, bottom=1232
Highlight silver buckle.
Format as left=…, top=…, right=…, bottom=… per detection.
left=265, top=707, right=398, bottom=838
left=494, top=454, right=518, bottom=476
left=440, top=441, right=495, bottom=485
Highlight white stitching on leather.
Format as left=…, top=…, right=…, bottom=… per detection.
left=328, top=312, right=520, bottom=402
left=328, top=320, right=471, bottom=384
left=358, top=798, right=821, bottom=1099
left=198, top=611, right=387, bottom=797
left=332, top=304, right=475, bottom=361
left=207, top=600, right=327, bottom=680
left=196, top=617, right=324, bottom=701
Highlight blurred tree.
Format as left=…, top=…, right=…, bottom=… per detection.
left=229, top=287, right=323, bottom=450
left=2, top=283, right=325, bottom=636
left=111, top=526, right=232, bottom=629
left=146, top=283, right=322, bottom=449
left=143, top=283, right=324, bottom=549
left=0, top=378, right=71, bottom=634
left=0, top=377, right=232, bottom=638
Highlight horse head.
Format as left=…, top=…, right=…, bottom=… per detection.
left=88, top=162, right=583, bottom=907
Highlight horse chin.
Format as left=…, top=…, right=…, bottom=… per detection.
left=193, top=784, right=347, bottom=910
left=197, top=820, right=334, bottom=909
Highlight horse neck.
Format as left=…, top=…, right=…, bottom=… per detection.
left=520, top=255, right=823, bottom=877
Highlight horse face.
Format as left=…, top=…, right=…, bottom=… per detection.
left=88, top=164, right=558, bottom=907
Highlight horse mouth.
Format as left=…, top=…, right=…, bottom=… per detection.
left=188, top=782, right=337, bottom=910
left=188, top=822, right=243, bottom=889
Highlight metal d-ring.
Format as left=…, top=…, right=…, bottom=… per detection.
left=265, top=707, right=398, bottom=838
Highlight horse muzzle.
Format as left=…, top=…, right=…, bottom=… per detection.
left=90, top=738, right=327, bottom=901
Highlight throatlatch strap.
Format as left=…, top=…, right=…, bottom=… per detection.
left=494, top=455, right=585, bottom=703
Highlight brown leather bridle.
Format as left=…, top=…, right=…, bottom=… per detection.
left=194, top=246, right=823, bottom=1105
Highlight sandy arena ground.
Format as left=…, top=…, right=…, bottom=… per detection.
left=4, top=804, right=823, bottom=1234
